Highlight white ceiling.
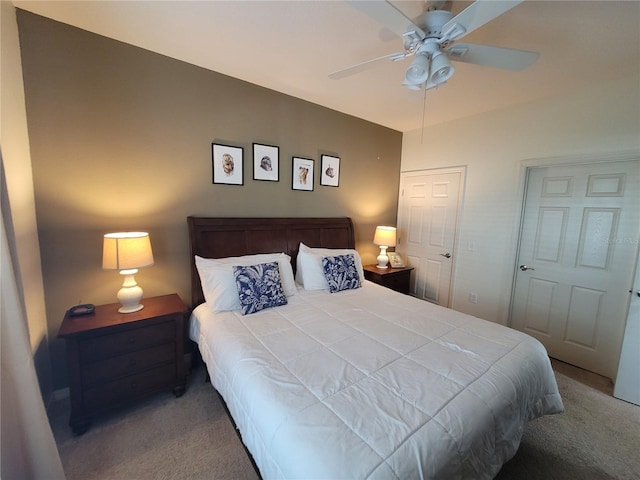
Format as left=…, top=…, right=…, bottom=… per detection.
left=14, top=0, right=640, bottom=132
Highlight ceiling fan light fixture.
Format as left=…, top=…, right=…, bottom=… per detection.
left=333, top=0, right=539, bottom=98
left=405, top=53, right=430, bottom=85
left=402, top=80, right=422, bottom=91
left=430, top=52, right=455, bottom=84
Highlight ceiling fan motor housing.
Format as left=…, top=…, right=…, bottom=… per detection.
left=421, top=10, right=453, bottom=39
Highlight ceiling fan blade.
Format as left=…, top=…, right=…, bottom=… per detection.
left=347, top=0, right=425, bottom=39
left=440, top=0, right=523, bottom=42
left=329, top=52, right=408, bottom=80
left=446, top=43, right=538, bottom=71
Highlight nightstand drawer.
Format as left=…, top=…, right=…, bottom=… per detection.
left=363, top=265, right=414, bottom=295
left=83, top=363, right=176, bottom=411
left=381, top=274, right=410, bottom=293
left=81, top=343, right=176, bottom=387
left=79, top=320, right=175, bottom=362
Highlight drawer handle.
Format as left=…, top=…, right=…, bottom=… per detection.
left=128, top=358, right=136, bottom=367
left=127, top=337, right=136, bottom=344
left=131, top=381, right=138, bottom=389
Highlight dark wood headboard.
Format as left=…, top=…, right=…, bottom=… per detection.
left=187, top=217, right=355, bottom=307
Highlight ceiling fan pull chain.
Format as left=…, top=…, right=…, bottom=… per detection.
left=421, top=86, right=428, bottom=144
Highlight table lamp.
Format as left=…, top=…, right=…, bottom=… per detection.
left=103, top=232, right=154, bottom=313
left=373, top=226, right=396, bottom=269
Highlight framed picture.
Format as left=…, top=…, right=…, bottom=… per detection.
left=292, top=157, right=315, bottom=191
left=253, top=143, right=279, bottom=182
left=388, top=252, right=406, bottom=268
left=212, top=143, right=243, bottom=185
left=320, top=154, right=340, bottom=187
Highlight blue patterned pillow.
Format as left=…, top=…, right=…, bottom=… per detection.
left=321, top=254, right=362, bottom=293
left=233, top=262, right=288, bottom=315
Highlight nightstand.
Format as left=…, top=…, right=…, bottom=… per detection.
left=58, top=293, right=188, bottom=435
left=363, top=264, right=414, bottom=295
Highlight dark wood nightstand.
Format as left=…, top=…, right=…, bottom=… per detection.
left=363, top=264, right=414, bottom=295
left=58, top=293, right=188, bottom=435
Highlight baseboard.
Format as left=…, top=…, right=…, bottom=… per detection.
left=44, top=387, right=69, bottom=418
left=51, top=387, right=69, bottom=401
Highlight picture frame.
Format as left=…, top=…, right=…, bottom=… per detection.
left=292, top=157, right=315, bottom=191
left=253, top=143, right=279, bottom=182
left=388, top=252, right=406, bottom=268
left=320, top=154, right=340, bottom=187
left=212, top=143, right=244, bottom=185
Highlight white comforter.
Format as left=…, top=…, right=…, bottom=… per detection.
left=190, top=281, right=563, bottom=480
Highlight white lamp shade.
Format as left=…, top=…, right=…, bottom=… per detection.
left=373, top=226, right=397, bottom=247
left=405, top=54, right=429, bottom=85
left=430, top=52, right=455, bottom=84
left=402, top=80, right=423, bottom=91
left=103, top=232, right=154, bottom=271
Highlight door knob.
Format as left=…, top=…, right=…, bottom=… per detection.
left=440, top=253, right=451, bottom=259
left=519, top=265, right=535, bottom=271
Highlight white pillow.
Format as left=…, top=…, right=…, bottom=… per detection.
left=295, top=242, right=364, bottom=290
left=196, top=253, right=296, bottom=313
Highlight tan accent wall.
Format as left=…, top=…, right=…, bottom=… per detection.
left=17, top=10, right=402, bottom=389
left=2, top=2, right=53, bottom=398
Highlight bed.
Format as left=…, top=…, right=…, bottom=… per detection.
left=187, top=216, right=564, bottom=480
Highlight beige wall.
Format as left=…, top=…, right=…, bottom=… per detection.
left=2, top=2, right=53, bottom=397
left=401, top=73, right=640, bottom=325
left=16, top=10, right=402, bottom=389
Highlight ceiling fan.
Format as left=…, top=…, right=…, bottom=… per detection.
left=330, top=0, right=539, bottom=91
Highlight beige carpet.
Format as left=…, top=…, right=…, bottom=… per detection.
left=50, top=360, right=639, bottom=480
left=495, top=360, right=639, bottom=480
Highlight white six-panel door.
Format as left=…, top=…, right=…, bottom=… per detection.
left=511, top=160, right=640, bottom=379
left=614, top=250, right=640, bottom=405
left=397, top=170, right=463, bottom=307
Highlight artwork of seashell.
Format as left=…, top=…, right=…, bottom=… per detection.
left=325, top=166, right=335, bottom=178
left=299, top=166, right=309, bottom=185
left=260, top=156, right=272, bottom=171
left=222, top=153, right=234, bottom=176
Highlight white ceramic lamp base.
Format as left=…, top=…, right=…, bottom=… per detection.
left=376, top=246, right=389, bottom=269
left=117, top=269, right=144, bottom=313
